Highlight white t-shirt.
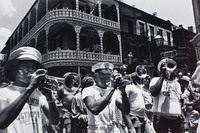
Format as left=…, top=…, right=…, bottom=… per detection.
left=0, top=84, right=47, bottom=133
left=125, top=84, right=146, bottom=118
left=82, top=85, right=123, bottom=133
left=150, top=77, right=182, bottom=118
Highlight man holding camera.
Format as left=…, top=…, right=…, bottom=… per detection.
left=149, top=58, right=183, bottom=133
left=0, top=47, right=59, bottom=133
left=82, top=62, right=135, bottom=133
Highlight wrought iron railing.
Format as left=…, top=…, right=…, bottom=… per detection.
left=42, top=50, right=122, bottom=63
left=12, top=8, right=120, bottom=52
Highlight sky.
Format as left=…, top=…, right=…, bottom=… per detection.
left=0, top=0, right=195, bottom=55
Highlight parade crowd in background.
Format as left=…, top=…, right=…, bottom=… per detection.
left=1, top=46, right=200, bottom=133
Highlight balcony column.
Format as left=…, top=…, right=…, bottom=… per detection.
left=45, top=29, right=49, bottom=53
left=16, top=32, right=19, bottom=44
left=98, top=0, right=102, bottom=18
left=27, top=16, right=30, bottom=32
left=22, top=24, right=24, bottom=37
left=12, top=37, right=15, bottom=48
left=98, top=30, right=104, bottom=60
left=12, top=38, right=15, bottom=49
left=115, top=3, right=120, bottom=28
left=75, top=25, right=81, bottom=52
left=35, top=38, right=38, bottom=48
left=9, top=38, right=12, bottom=51
left=76, top=0, right=79, bottom=11
left=98, top=30, right=104, bottom=54
left=75, top=25, right=81, bottom=75
left=46, top=0, right=48, bottom=13
left=34, top=33, right=39, bottom=48
left=35, top=33, right=39, bottom=49
left=117, top=34, right=122, bottom=62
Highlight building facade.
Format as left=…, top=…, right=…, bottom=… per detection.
left=1, top=0, right=197, bottom=78
left=1, top=0, right=123, bottom=77
left=192, top=0, right=200, bottom=33
left=191, top=0, right=200, bottom=62
left=173, top=26, right=196, bottom=74
left=119, top=3, right=175, bottom=76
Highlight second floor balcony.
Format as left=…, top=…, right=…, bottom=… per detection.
left=42, top=50, right=122, bottom=67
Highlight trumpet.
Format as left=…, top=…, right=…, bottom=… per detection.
left=62, top=72, right=81, bottom=89
left=38, top=75, right=59, bottom=91
left=165, top=58, right=177, bottom=72
left=38, top=72, right=81, bottom=92
left=112, top=73, right=132, bottom=90
left=158, top=58, right=177, bottom=73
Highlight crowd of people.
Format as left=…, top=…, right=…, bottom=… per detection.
left=0, top=46, right=200, bottom=133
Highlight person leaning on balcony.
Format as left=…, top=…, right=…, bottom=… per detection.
left=0, top=47, right=59, bottom=133
left=82, top=62, right=135, bottom=133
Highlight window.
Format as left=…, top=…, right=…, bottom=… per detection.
left=158, top=29, right=163, bottom=37
left=167, top=32, right=171, bottom=46
left=128, top=20, right=133, bottom=34
left=150, top=26, right=154, bottom=41
left=139, top=22, right=145, bottom=36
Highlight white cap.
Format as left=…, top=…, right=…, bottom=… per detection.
left=8, top=47, right=42, bottom=63
left=92, top=62, right=114, bottom=72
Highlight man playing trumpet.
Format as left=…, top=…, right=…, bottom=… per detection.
left=0, top=47, right=59, bottom=133
left=149, top=58, right=183, bottom=133
left=82, top=62, right=135, bottom=133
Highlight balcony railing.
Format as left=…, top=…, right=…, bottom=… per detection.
left=12, top=9, right=120, bottom=52
left=42, top=50, right=122, bottom=64
left=48, top=9, right=120, bottom=29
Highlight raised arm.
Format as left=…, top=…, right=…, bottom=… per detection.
left=150, top=76, right=164, bottom=97
left=0, top=69, right=46, bottom=129
left=83, top=88, right=115, bottom=115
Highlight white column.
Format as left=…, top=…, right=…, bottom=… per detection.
left=45, top=29, right=49, bottom=53
left=98, top=0, right=102, bottom=18
left=75, top=25, right=81, bottom=52
left=117, top=34, right=122, bottom=62
left=46, top=0, right=48, bottom=13
left=76, top=0, right=79, bottom=11
left=98, top=30, right=104, bottom=54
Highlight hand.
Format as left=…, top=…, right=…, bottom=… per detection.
left=115, top=77, right=132, bottom=91
left=160, top=65, right=166, bottom=77
left=40, top=88, right=55, bottom=101
left=27, top=69, right=47, bottom=90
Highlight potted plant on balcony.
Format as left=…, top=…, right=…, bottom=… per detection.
left=92, top=44, right=101, bottom=53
